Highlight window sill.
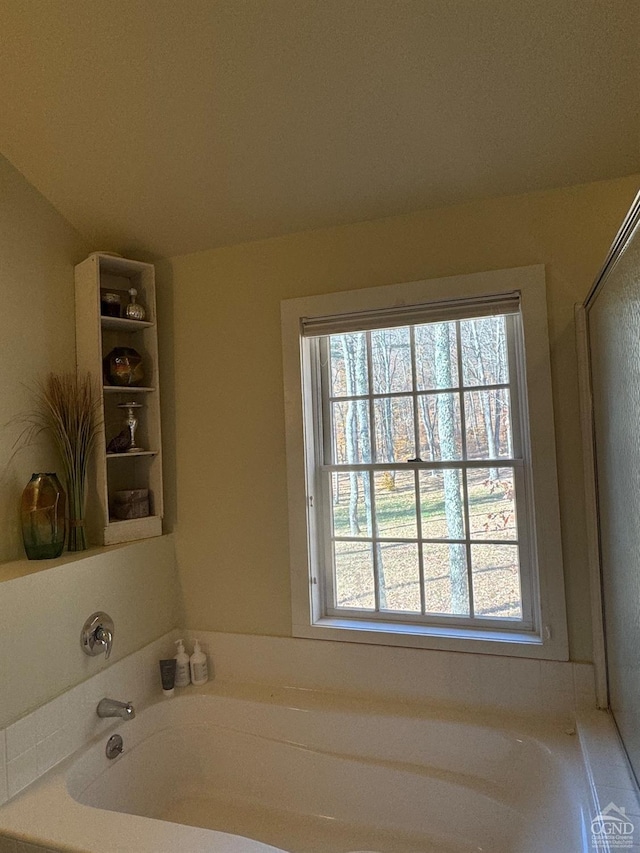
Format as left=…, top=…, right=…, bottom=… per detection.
left=294, top=616, right=568, bottom=660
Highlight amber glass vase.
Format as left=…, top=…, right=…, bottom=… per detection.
left=21, top=473, right=66, bottom=559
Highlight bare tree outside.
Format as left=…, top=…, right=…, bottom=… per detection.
left=433, top=322, right=468, bottom=613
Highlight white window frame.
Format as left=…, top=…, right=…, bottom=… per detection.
left=281, top=265, right=569, bottom=659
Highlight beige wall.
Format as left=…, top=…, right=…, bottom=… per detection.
left=0, top=535, right=180, bottom=728
left=0, top=156, right=181, bottom=726
left=171, top=174, right=640, bottom=662
left=0, top=155, right=89, bottom=560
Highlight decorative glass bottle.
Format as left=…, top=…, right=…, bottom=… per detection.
left=124, top=287, right=146, bottom=321
left=21, top=473, right=66, bottom=559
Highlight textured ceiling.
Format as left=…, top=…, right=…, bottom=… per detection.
left=0, top=0, right=638, bottom=258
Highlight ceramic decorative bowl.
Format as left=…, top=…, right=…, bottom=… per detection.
left=103, top=347, right=144, bottom=386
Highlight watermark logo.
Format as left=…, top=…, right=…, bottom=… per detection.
left=591, top=802, right=635, bottom=849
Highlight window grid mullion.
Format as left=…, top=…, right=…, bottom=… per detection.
left=365, top=331, right=377, bottom=463
left=454, top=320, right=475, bottom=618
left=456, top=320, right=468, bottom=461
left=328, top=382, right=510, bottom=405
left=409, top=326, right=421, bottom=459
left=461, top=468, right=475, bottom=618
left=513, top=463, right=533, bottom=625
left=332, top=535, right=519, bottom=547
left=408, top=326, right=427, bottom=614
left=414, top=469, right=426, bottom=614
left=369, top=469, right=381, bottom=612
left=364, top=334, right=382, bottom=613
left=321, top=459, right=523, bottom=473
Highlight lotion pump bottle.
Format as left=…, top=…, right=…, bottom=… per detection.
left=174, top=639, right=191, bottom=687
left=190, top=639, right=208, bottom=686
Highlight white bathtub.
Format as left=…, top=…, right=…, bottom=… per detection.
left=0, top=684, right=595, bottom=852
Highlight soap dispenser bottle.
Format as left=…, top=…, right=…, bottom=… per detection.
left=174, top=639, right=191, bottom=687
left=190, top=639, right=208, bottom=686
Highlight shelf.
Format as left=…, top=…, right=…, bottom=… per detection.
left=90, top=253, right=154, bottom=275
left=103, top=386, right=156, bottom=393
left=106, top=451, right=158, bottom=459
left=76, top=251, right=164, bottom=547
left=101, top=316, right=154, bottom=331
left=103, top=515, right=163, bottom=545
left=107, top=514, right=162, bottom=525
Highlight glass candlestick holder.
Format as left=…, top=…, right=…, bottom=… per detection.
left=117, top=401, right=144, bottom=452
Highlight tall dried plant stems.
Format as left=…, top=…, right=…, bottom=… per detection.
left=18, top=373, right=100, bottom=551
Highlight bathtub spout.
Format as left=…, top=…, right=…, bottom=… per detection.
left=96, top=698, right=135, bottom=720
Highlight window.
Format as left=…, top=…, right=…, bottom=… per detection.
left=282, top=266, right=568, bottom=658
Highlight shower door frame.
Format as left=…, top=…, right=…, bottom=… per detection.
left=577, top=189, right=640, bottom=711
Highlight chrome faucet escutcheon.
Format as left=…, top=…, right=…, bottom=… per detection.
left=81, top=612, right=115, bottom=659
left=96, top=698, right=135, bottom=720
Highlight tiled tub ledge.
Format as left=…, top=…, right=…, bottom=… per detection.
left=183, top=630, right=599, bottom=719
left=577, top=710, right=640, bottom=839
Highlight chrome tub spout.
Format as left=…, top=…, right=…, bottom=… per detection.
left=96, top=698, right=135, bottom=720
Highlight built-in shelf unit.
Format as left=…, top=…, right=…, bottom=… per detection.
left=75, top=253, right=163, bottom=545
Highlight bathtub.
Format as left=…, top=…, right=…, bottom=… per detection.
left=0, top=683, right=595, bottom=852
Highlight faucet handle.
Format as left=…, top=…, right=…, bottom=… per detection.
left=81, top=612, right=115, bottom=659
left=95, top=624, right=113, bottom=659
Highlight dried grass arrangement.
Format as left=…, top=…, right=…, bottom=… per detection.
left=18, top=373, right=101, bottom=551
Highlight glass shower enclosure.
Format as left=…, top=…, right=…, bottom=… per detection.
left=580, top=190, right=640, bottom=784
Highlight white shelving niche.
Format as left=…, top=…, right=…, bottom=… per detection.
left=75, top=253, right=164, bottom=545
